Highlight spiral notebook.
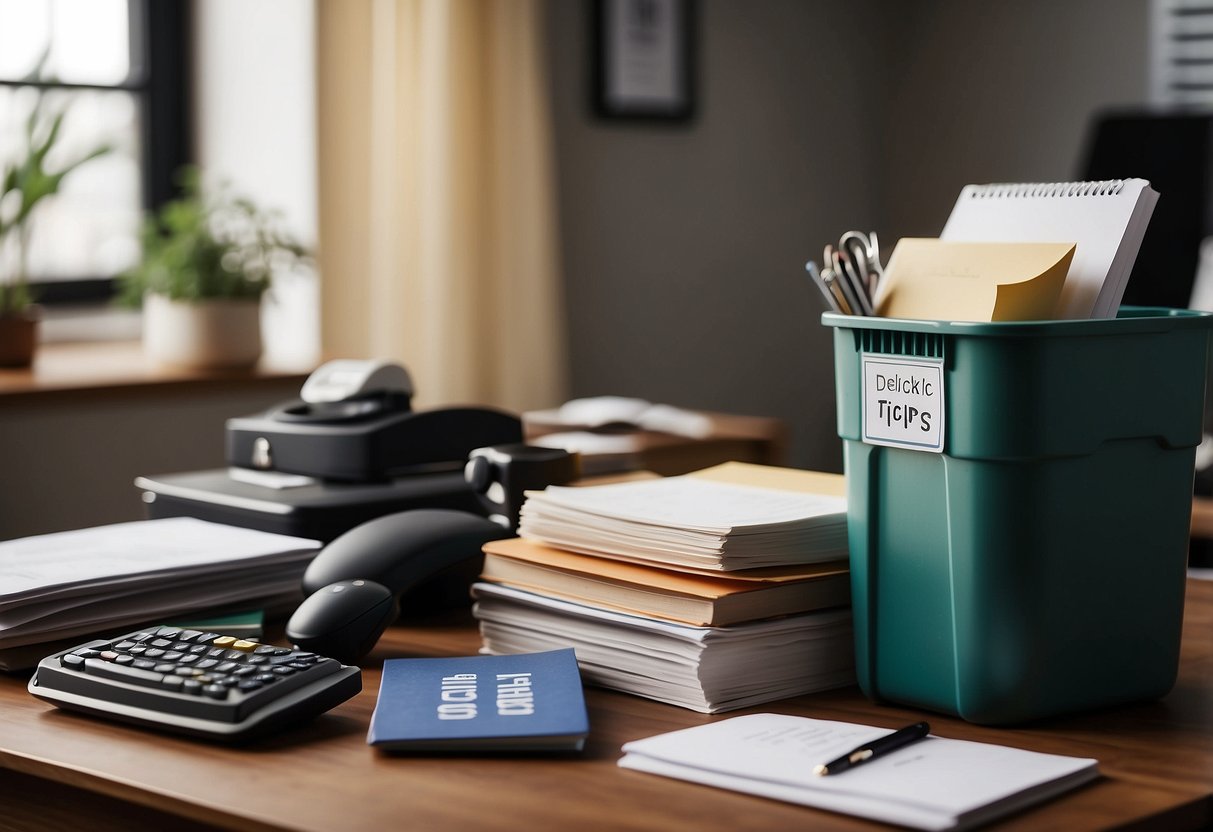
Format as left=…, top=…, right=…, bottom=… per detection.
left=940, top=179, right=1159, bottom=319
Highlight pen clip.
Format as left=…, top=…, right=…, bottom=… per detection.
left=813, top=721, right=931, bottom=777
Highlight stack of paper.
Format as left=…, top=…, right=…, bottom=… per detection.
left=0, top=518, right=319, bottom=669
left=477, top=463, right=855, bottom=712
left=473, top=582, right=854, bottom=713
left=619, top=714, right=1099, bottom=831
left=481, top=537, right=849, bottom=627
left=518, top=475, right=848, bottom=570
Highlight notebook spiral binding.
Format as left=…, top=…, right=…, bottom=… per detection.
left=969, top=180, right=1125, bottom=199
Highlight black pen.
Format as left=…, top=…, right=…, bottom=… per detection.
left=813, top=721, right=931, bottom=776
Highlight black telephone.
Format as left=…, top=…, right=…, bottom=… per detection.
left=226, top=360, right=522, bottom=482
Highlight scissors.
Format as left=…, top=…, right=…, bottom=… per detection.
left=826, top=244, right=869, bottom=316
left=839, top=231, right=883, bottom=298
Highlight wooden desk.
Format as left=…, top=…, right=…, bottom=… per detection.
left=3, top=583, right=1213, bottom=831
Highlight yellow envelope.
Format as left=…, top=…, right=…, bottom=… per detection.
left=874, top=239, right=1076, bottom=322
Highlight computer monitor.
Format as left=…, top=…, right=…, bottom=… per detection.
left=1080, top=110, right=1213, bottom=310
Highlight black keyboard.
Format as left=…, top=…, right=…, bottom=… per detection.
left=28, top=626, right=361, bottom=741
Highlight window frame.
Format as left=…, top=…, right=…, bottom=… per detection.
left=0, top=0, right=191, bottom=306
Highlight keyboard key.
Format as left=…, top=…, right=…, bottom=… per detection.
left=156, top=627, right=182, bottom=638
left=99, top=651, right=120, bottom=661
left=151, top=639, right=173, bottom=648
left=212, top=636, right=237, bottom=648
left=237, top=680, right=263, bottom=692
left=160, top=675, right=184, bottom=690
left=133, top=659, right=157, bottom=670
left=188, top=645, right=208, bottom=655
left=162, top=651, right=184, bottom=661
left=154, top=663, right=176, bottom=673
left=129, top=632, right=155, bottom=643
left=181, top=679, right=203, bottom=695
left=225, top=650, right=246, bottom=661
left=178, top=654, right=199, bottom=665
left=114, top=655, right=134, bottom=666
left=195, top=632, right=222, bottom=645
left=114, top=641, right=136, bottom=651
left=196, top=659, right=219, bottom=670
left=144, top=649, right=165, bottom=659
left=254, top=645, right=277, bottom=655
left=83, top=658, right=164, bottom=688
left=60, top=654, right=85, bottom=669
left=174, top=668, right=199, bottom=677
left=247, top=656, right=268, bottom=666
left=72, top=648, right=102, bottom=659
left=178, top=630, right=203, bottom=642
left=206, top=647, right=227, bottom=658
left=128, top=646, right=147, bottom=656
left=216, top=662, right=238, bottom=673
left=271, top=666, right=297, bottom=676
left=231, top=640, right=258, bottom=652
left=202, top=685, right=228, bottom=700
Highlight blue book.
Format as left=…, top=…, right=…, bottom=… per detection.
left=368, top=649, right=589, bottom=752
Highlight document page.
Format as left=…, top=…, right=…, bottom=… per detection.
left=619, top=714, right=1098, bottom=831
left=0, top=518, right=319, bottom=602
left=527, top=478, right=845, bottom=533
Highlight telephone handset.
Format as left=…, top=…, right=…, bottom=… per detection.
left=301, top=359, right=414, bottom=404
left=226, top=360, right=522, bottom=482
left=273, top=360, right=414, bottom=424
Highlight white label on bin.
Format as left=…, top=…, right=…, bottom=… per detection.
left=861, top=354, right=945, bottom=453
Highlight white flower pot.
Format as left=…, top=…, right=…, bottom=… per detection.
left=143, top=294, right=263, bottom=370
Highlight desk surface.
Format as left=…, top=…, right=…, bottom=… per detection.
left=3, top=583, right=1213, bottom=832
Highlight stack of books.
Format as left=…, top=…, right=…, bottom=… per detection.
left=472, top=462, right=856, bottom=713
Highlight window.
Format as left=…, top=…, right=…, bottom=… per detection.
left=1151, top=0, right=1213, bottom=105
left=0, top=0, right=189, bottom=305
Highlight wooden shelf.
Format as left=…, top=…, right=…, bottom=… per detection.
left=0, top=341, right=313, bottom=402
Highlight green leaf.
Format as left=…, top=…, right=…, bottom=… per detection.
left=118, top=164, right=311, bottom=306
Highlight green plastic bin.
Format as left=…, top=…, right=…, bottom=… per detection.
left=823, top=307, right=1213, bottom=724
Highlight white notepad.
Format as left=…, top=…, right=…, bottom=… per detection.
left=940, top=179, right=1158, bottom=319
left=619, top=714, right=1098, bottom=831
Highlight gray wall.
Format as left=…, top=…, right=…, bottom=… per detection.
left=545, top=0, right=1150, bottom=471
left=880, top=0, right=1150, bottom=238
left=0, top=382, right=301, bottom=540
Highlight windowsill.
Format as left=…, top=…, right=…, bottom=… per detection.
left=0, top=340, right=314, bottom=401
left=38, top=305, right=144, bottom=344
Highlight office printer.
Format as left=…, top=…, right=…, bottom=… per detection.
left=136, top=360, right=523, bottom=542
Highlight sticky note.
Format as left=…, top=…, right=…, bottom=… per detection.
left=874, top=239, right=1076, bottom=322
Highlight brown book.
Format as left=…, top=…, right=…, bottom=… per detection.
left=481, top=537, right=849, bottom=627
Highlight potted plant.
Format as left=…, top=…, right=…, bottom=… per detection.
left=122, top=168, right=310, bottom=370
left=0, top=91, right=110, bottom=367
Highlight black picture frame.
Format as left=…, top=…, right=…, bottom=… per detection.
left=592, top=0, right=696, bottom=122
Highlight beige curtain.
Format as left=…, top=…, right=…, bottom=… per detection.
left=317, top=0, right=567, bottom=413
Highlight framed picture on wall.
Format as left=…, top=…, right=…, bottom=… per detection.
left=593, top=0, right=696, bottom=122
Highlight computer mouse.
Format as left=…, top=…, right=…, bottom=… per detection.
left=286, top=579, right=398, bottom=664
left=301, top=509, right=513, bottom=596
left=288, top=509, right=513, bottom=662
